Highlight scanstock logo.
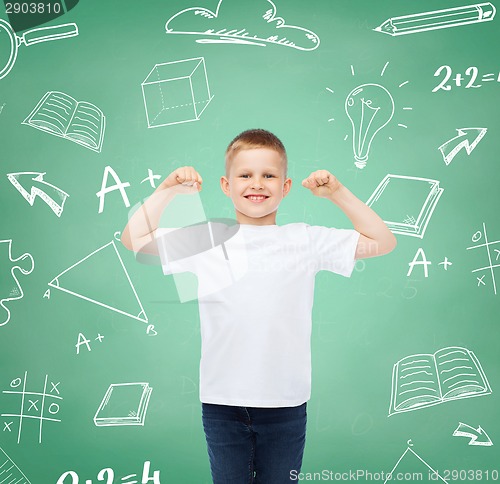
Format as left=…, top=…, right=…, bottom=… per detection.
left=3, top=0, right=79, bottom=32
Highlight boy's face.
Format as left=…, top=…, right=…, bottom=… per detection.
left=220, top=148, right=292, bottom=225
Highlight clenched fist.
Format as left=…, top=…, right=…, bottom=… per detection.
left=302, top=170, right=342, bottom=198
left=161, top=166, right=203, bottom=193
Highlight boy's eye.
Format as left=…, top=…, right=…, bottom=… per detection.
left=238, top=174, right=275, bottom=178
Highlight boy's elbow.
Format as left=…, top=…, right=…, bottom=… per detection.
left=388, top=232, right=397, bottom=251
left=355, top=233, right=397, bottom=259
left=121, top=238, right=133, bottom=251
left=120, top=227, right=134, bottom=251
left=371, top=233, right=397, bottom=257
left=382, top=232, right=397, bottom=255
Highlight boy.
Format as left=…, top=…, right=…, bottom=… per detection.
left=121, top=129, right=396, bottom=484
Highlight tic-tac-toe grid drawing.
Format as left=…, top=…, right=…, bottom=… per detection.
left=466, top=222, right=500, bottom=295
left=1, top=371, right=62, bottom=444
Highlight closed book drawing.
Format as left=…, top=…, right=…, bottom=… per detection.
left=366, top=174, right=444, bottom=238
left=94, top=382, right=153, bottom=426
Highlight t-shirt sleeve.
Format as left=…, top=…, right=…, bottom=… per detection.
left=305, top=225, right=360, bottom=277
left=155, top=228, right=191, bottom=276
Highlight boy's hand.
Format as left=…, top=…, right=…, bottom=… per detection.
left=302, top=170, right=342, bottom=198
left=161, top=166, right=203, bottom=193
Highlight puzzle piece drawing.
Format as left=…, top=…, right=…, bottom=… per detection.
left=0, top=240, right=34, bottom=327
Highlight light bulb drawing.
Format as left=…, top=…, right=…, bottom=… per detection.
left=325, top=62, right=412, bottom=173
left=345, top=83, right=395, bottom=169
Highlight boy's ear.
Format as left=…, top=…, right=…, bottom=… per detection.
left=283, top=177, right=292, bottom=197
left=220, top=176, right=230, bottom=196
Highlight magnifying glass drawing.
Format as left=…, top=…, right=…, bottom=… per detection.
left=0, top=19, right=78, bottom=80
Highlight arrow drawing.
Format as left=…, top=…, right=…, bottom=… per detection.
left=453, top=422, right=493, bottom=446
left=7, top=172, right=69, bottom=217
left=438, top=127, right=487, bottom=165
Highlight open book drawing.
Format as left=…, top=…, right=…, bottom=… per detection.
left=93, top=382, right=153, bottom=426
left=389, top=346, right=491, bottom=416
left=366, top=174, right=444, bottom=238
left=23, top=91, right=105, bottom=152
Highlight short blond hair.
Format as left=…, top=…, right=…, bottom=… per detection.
left=225, top=129, right=287, bottom=176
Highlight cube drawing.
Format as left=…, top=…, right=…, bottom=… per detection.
left=142, top=57, right=213, bottom=128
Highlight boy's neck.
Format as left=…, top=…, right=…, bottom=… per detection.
left=235, top=211, right=277, bottom=226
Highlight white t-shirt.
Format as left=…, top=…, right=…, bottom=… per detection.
left=156, top=222, right=360, bottom=408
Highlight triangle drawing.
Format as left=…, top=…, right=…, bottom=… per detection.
left=384, top=443, right=447, bottom=483
left=48, top=241, right=148, bottom=323
left=0, top=446, right=31, bottom=483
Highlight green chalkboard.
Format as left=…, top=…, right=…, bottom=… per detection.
left=1, top=0, right=499, bottom=482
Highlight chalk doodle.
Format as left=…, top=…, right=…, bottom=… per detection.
left=1, top=371, right=62, bottom=443
left=438, top=257, right=453, bottom=271
left=453, top=422, right=493, bottom=446
left=326, top=63, right=412, bottom=169
left=96, top=166, right=131, bottom=214
left=47, top=240, right=149, bottom=323
left=438, top=128, right=487, bottom=165
left=75, top=332, right=104, bottom=354
left=366, top=175, right=444, bottom=238
left=97, top=167, right=185, bottom=213
left=0, top=239, right=34, bottom=327
left=407, top=249, right=453, bottom=278
left=142, top=57, right=213, bottom=128
left=345, top=83, right=394, bottom=169
left=389, top=346, right=491, bottom=416
left=56, top=461, right=160, bottom=484
left=0, top=20, right=78, bottom=80
left=141, top=169, right=162, bottom=188
left=375, top=3, right=496, bottom=37
left=433, top=65, right=500, bottom=92
left=165, top=0, right=320, bottom=51
left=351, top=413, right=374, bottom=436
left=7, top=171, right=69, bottom=217
left=466, top=223, right=500, bottom=295
left=384, top=440, right=447, bottom=483
left=407, top=248, right=432, bottom=278
left=94, top=382, right=153, bottom=427
left=0, top=446, right=31, bottom=483
left=23, top=91, right=105, bottom=152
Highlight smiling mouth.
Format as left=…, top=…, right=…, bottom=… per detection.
left=244, top=195, right=269, bottom=202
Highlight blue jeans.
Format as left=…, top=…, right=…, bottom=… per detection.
left=202, top=402, right=307, bottom=484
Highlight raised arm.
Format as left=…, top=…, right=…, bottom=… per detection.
left=121, top=166, right=203, bottom=255
left=302, top=170, right=396, bottom=259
